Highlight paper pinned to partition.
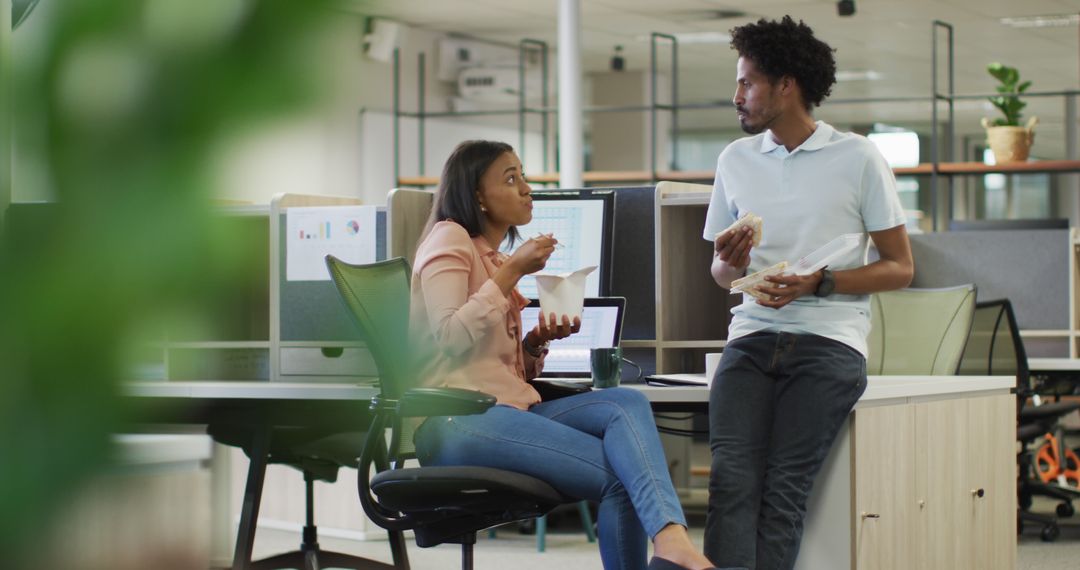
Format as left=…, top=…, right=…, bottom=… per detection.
left=286, top=206, right=377, bottom=281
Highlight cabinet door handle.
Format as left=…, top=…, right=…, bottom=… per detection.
left=971, top=488, right=985, bottom=498
left=860, top=512, right=880, bottom=519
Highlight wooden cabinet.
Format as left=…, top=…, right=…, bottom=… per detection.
left=851, top=394, right=1015, bottom=570
left=853, top=403, right=919, bottom=570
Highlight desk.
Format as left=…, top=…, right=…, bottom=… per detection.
left=128, top=375, right=1013, bottom=570
left=633, top=374, right=1010, bottom=410
left=126, top=381, right=387, bottom=570
left=1028, top=358, right=1080, bottom=397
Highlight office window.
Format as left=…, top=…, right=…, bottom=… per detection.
left=673, top=132, right=737, bottom=171
left=982, top=149, right=1050, bottom=219
left=868, top=131, right=920, bottom=168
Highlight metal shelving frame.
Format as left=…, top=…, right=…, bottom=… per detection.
left=391, top=35, right=681, bottom=186
left=930, top=20, right=1080, bottom=231
left=390, top=23, right=1079, bottom=222
left=393, top=40, right=553, bottom=182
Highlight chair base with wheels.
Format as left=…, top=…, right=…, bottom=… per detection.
left=210, top=424, right=409, bottom=570
left=1018, top=423, right=1063, bottom=543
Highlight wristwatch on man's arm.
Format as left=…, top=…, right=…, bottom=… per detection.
left=813, top=268, right=835, bottom=297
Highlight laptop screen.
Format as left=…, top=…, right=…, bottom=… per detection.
left=521, top=297, right=625, bottom=376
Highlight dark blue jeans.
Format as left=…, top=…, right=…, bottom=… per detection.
left=414, top=387, right=686, bottom=570
left=705, top=332, right=866, bottom=570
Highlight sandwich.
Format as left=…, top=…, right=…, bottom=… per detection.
left=717, top=211, right=763, bottom=247
left=730, top=261, right=788, bottom=301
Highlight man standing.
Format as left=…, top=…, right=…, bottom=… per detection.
left=703, top=16, right=913, bottom=570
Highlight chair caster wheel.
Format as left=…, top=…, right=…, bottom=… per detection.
left=1056, top=502, right=1074, bottom=518
left=1041, top=523, right=1060, bottom=542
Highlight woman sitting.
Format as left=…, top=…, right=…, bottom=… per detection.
left=409, top=140, right=725, bottom=570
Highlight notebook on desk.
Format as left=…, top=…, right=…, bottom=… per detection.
left=645, top=373, right=711, bottom=387
left=522, top=297, right=625, bottom=381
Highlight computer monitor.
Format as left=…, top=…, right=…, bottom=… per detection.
left=503, top=190, right=615, bottom=299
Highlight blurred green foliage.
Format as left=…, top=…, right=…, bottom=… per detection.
left=0, top=1, right=335, bottom=566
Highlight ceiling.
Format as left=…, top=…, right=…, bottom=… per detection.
left=349, top=0, right=1080, bottom=159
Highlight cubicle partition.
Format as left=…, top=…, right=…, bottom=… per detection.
left=270, top=194, right=387, bottom=382
left=909, top=229, right=1072, bottom=357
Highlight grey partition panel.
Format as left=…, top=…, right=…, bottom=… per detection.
left=606, top=186, right=656, bottom=340
left=279, top=209, right=387, bottom=342
left=909, top=229, right=1068, bottom=330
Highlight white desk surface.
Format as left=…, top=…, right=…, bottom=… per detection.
left=125, top=381, right=380, bottom=401
left=1029, top=357, right=1080, bottom=372
left=635, top=375, right=1012, bottom=406
left=128, top=375, right=1012, bottom=406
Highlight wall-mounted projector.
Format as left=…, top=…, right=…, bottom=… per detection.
left=457, top=66, right=542, bottom=103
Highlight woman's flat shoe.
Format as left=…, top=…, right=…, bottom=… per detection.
left=647, top=556, right=723, bottom=570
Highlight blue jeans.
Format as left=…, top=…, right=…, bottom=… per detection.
left=705, top=332, right=866, bottom=570
left=414, top=387, right=686, bottom=570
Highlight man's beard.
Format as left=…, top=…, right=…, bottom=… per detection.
left=739, top=118, right=764, bottom=135
left=738, top=107, right=778, bottom=135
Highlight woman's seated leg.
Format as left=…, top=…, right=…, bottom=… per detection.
left=530, top=388, right=686, bottom=539
left=414, top=405, right=648, bottom=569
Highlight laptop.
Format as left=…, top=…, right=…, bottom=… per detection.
left=521, top=297, right=626, bottom=381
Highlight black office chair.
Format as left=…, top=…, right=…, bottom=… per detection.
left=959, top=299, right=1080, bottom=542
left=208, top=411, right=409, bottom=569
left=326, top=255, right=587, bottom=570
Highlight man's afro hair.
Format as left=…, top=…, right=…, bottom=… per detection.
left=730, top=15, right=837, bottom=109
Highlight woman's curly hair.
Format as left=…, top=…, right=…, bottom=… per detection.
left=730, top=15, right=836, bottom=109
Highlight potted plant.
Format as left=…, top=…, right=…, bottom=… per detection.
left=981, top=62, right=1038, bottom=163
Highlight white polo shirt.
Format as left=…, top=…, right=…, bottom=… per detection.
left=702, top=121, right=906, bottom=356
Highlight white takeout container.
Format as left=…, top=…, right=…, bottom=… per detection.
left=787, top=233, right=862, bottom=276
left=533, top=265, right=597, bottom=320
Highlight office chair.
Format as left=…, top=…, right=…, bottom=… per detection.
left=208, top=415, right=408, bottom=569
left=325, top=255, right=586, bottom=570
left=867, top=285, right=977, bottom=375
left=958, top=299, right=1080, bottom=542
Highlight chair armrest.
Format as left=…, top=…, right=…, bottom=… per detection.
left=397, top=387, right=497, bottom=418
left=528, top=379, right=591, bottom=402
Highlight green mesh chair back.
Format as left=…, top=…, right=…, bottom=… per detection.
left=325, top=255, right=413, bottom=400
left=867, top=285, right=976, bottom=375
left=325, top=255, right=421, bottom=460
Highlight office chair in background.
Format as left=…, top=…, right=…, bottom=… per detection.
left=326, top=255, right=590, bottom=570
left=867, top=285, right=977, bottom=375
left=208, top=409, right=408, bottom=569
left=959, top=299, right=1080, bottom=542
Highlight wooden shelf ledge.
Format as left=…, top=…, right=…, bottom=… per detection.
left=398, top=160, right=1080, bottom=187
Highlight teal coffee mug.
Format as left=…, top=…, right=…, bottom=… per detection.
left=590, top=347, right=622, bottom=388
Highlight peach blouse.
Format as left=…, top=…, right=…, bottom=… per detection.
left=409, top=220, right=543, bottom=410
